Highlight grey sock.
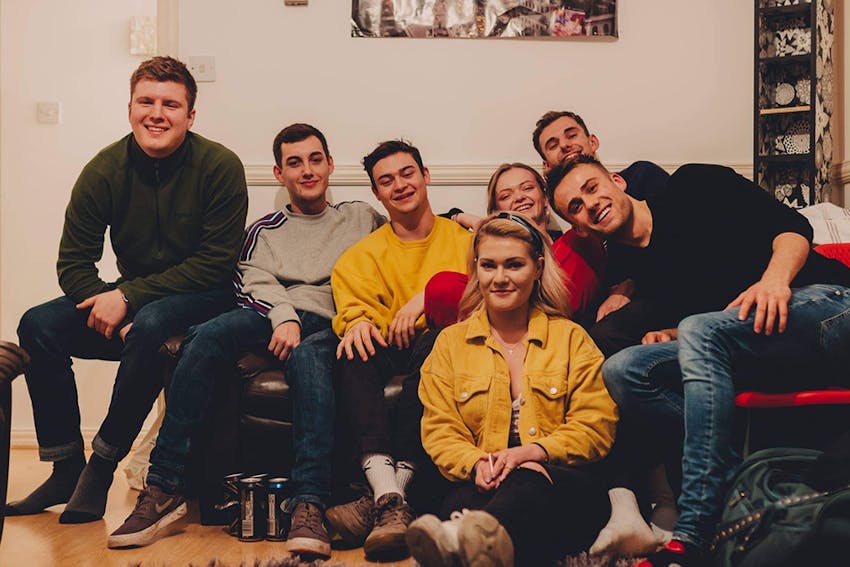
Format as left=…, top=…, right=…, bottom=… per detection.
left=59, top=454, right=117, bottom=524
left=6, top=452, right=85, bottom=516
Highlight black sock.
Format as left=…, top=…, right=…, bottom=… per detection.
left=5, top=452, right=85, bottom=516
left=59, top=453, right=117, bottom=524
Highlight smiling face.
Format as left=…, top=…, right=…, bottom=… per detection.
left=551, top=162, right=632, bottom=238
left=273, top=135, right=334, bottom=215
left=370, top=151, right=431, bottom=221
left=490, top=167, right=549, bottom=231
left=476, top=234, right=542, bottom=315
left=128, top=79, right=195, bottom=158
left=537, top=115, right=599, bottom=171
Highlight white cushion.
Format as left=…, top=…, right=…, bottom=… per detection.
left=798, top=202, right=850, bottom=245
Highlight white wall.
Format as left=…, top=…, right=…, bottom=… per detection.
left=1, top=0, right=157, bottom=443
left=2, top=0, right=836, bottom=443
left=177, top=0, right=755, bottom=222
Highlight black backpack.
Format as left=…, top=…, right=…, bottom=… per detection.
left=711, top=447, right=850, bottom=567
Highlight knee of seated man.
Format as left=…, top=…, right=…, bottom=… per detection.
left=677, top=311, right=735, bottom=345
left=125, top=301, right=178, bottom=344
left=601, top=351, right=640, bottom=406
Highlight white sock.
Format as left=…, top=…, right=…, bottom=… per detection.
left=649, top=464, right=679, bottom=531
left=361, top=453, right=400, bottom=502
left=395, top=460, right=416, bottom=497
left=590, top=487, right=661, bottom=557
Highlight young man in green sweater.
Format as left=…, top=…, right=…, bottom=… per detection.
left=9, top=56, right=248, bottom=524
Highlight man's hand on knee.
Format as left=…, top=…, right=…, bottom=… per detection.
left=268, top=321, right=301, bottom=361
left=76, top=289, right=128, bottom=339
left=726, top=279, right=791, bottom=336
left=336, top=321, right=386, bottom=362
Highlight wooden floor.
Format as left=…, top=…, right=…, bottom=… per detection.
left=1, top=449, right=412, bottom=567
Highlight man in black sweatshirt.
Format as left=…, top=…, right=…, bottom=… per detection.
left=548, top=155, right=850, bottom=567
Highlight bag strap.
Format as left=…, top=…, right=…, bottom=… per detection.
left=711, top=487, right=840, bottom=550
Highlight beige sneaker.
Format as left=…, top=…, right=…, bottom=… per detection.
left=325, top=494, right=374, bottom=546
left=363, top=492, right=414, bottom=557
left=406, top=511, right=463, bottom=567
left=456, top=510, right=514, bottom=567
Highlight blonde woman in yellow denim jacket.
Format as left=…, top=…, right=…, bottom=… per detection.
left=406, top=213, right=617, bottom=567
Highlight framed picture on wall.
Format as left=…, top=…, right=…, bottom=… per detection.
left=351, top=1, right=618, bottom=39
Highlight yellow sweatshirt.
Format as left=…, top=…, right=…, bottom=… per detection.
left=331, top=217, right=472, bottom=338
left=419, top=307, right=618, bottom=482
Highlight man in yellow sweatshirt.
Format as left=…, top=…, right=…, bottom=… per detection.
left=329, top=140, right=472, bottom=559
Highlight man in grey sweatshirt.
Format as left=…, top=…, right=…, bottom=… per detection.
left=107, top=123, right=384, bottom=557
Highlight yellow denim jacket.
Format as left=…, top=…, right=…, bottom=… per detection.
left=419, top=307, right=618, bottom=482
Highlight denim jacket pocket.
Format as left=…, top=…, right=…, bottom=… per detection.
left=454, top=375, right=492, bottom=437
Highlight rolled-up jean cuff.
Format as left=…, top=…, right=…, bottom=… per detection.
left=284, top=494, right=324, bottom=513
left=38, top=438, right=84, bottom=462
left=92, top=434, right=125, bottom=463
left=672, top=530, right=701, bottom=549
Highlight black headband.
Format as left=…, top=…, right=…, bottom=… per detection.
left=494, top=212, right=544, bottom=256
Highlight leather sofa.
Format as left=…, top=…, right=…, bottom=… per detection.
left=159, top=336, right=404, bottom=524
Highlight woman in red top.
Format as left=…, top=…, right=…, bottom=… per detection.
left=427, top=163, right=606, bottom=327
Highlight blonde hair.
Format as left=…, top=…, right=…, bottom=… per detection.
left=458, top=213, right=570, bottom=320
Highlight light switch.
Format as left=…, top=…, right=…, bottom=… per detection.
left=37, top=102, right=61, bottom=125
left=187, top=56, right=216, bottom=82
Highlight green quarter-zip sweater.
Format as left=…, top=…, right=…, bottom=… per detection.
left=57, top=131, right=248, bottom=312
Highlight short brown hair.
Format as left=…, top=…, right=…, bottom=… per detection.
left=362, top=140, right=425, bottom=189
left=546, top=154, right=609, bottom=217
left=130, top=56, right=198, bottom=111
left=272, top=123, right=330, bottom=168
left=532, top=110, right=591, bottom=161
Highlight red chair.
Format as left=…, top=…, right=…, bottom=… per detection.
left=735, top=242, right=850, bottom=454
left=736, top=389, right=850, bottom=454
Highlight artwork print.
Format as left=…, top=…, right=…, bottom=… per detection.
left=352, top=1, right=618, bottom=39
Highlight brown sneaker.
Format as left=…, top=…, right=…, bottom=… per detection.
left=456, top=510, right=514, bottom=567
left=325, top=494, right=374, bottom=546
left=363, top=492, right=414, bottom=558
left=285, top=502, right=331, bottom=558
left=107, top=485, right=187, bottom=548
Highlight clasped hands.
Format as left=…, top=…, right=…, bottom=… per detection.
left=473, top=444, right=547, bottom=492
left=336, top=293, right=424, bottom=361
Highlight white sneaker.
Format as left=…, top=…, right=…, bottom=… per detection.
left=406, top=510, right=465, bottom=567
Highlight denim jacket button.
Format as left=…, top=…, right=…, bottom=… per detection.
left=549, top=387, right=558, bottom=395
left=529, top=427, right=537, bottom=436
left=460, top=391, right=469, bottom=399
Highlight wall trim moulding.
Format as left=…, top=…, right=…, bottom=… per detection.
left=245, top=162, right=756, bottom=187
left=832, top=161, right=850, bottom=186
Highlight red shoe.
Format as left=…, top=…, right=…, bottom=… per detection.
left=635, top=539, right=706, bottom=567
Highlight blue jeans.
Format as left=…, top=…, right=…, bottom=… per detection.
left=602, top=284, right=850, bottom=549
left=147, top=308, right=337, bottom=508
left=16, top=289, right=233, bottom=463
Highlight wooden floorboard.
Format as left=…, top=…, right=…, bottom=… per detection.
left=1, top=449, right=412, bottom=567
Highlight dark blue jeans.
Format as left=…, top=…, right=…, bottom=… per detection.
left=603, top=284, right=850, bottom=549
left=16, top=289, right=233, bottom=463
left=147, top=308, right=337, bottom=508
